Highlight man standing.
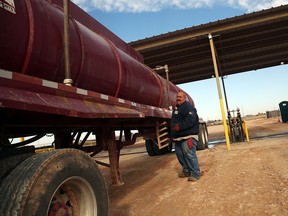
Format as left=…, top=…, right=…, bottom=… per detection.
left=171, top=91, right=201, bottom=181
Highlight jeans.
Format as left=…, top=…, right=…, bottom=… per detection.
left=175, top=138, right=200, bottom=178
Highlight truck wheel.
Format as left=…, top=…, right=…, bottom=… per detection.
left=203, top=124, right=209, bottom=148
left=197, top=124, right=208, bottom=150
left=145, top=139, right=169, bottom=156
left=145, top=139, right=156, bottom=156
left=0, top=149, right=109, bottom=216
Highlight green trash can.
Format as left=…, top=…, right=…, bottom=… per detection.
left=279, top=101, right=288, bottom=123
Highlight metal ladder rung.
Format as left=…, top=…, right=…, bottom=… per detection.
left=159, top=137, right=170, bottom=144
left=159, top=127, right=168, bottom=132
left=159, top=132, right=169, bottom=138
left=159, top=121, right=167, bottom=127
left=159, top=143, right=169, bottom=149
left=156, top=121, right=171, bottom=149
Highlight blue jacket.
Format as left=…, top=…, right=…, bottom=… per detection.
left=170, top=101, right=199, bottom=138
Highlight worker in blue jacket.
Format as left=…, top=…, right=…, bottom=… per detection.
left=171, top=91, right=201, bottom=181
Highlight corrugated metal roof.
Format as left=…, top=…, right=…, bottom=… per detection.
left=129, top=5, right=288, bottom=85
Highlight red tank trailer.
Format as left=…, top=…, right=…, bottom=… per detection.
left=0, top=0, right=191, bottom=108
left=0, top=1, right=208, bottom=215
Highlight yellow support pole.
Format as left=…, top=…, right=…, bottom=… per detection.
left=242, top=121, right=250, bottom=142
left=208, top=33, right=231, bottom=150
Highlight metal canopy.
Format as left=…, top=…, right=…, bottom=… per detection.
left=129, top=5, right=288, bottom=85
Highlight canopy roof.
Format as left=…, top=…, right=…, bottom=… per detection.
left=129, top=5, right=288, bottom=85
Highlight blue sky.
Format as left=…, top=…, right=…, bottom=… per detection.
left=72, top=0, right=288, bottom=121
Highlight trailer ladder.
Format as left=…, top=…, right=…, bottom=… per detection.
left=156, top=121, right=170, bottom=149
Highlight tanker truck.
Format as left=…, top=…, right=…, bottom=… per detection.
left=0, top=0, right=208, bottom=215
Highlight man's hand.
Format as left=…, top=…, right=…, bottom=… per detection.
left=173, top=124, right=181, bottom=131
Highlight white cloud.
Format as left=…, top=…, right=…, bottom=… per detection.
left=71, top=0, right=288, bottom=13
left=226, top=0, right=288, bottom=12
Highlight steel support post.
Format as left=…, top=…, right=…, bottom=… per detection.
left=208, top=33, right=231, bottom=150
left=104, top=128, right=124, bottom=185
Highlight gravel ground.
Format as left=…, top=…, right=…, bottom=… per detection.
left=96, top=117, right=288, bottom=216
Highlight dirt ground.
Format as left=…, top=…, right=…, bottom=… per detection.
left=96, top=117, right=288, bottom=216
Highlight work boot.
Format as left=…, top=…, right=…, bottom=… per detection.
left=178, top=171, right=190, bottom=178
left=188, top=176, right=200, bottom=182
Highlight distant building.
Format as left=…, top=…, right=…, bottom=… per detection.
left=266, top=110, right=280, bottom=119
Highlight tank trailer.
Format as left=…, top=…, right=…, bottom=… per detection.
left=0, top=0, right=208, bottom=215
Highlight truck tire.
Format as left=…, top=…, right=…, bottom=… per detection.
left=0, top=153, right=34, bottom=185
left=197, top=124, right=209, bottom=150
left=145, top=139, right=156, bottom=156
left=204, top=124, right=209, bottom=148
left=0, top=149, right=109, bottom=216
